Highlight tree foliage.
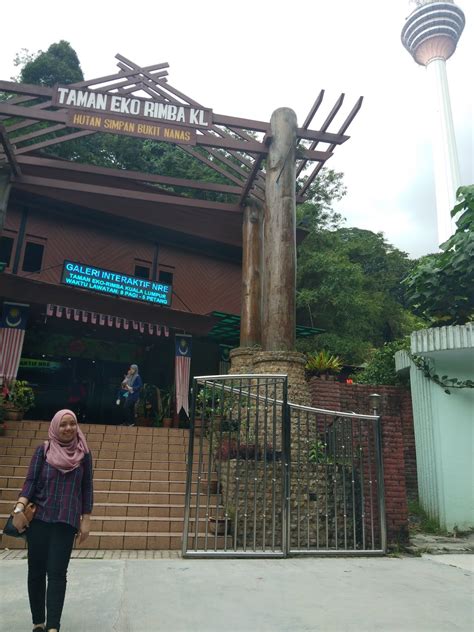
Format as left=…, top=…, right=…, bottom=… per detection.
left=296, top=206, right=419, bottom=364
left=19, top=41, right=84, bottom=86
left=354, top=339, right=410, bottom=386
left=403, top=185, right=474, bottom=326
left=297, top=170, right=346, bottom=231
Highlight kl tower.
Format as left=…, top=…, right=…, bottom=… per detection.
left=401, top=0, right=465, bottom=245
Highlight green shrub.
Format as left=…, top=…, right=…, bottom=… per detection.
left=354, top=339, right=410, bottom=386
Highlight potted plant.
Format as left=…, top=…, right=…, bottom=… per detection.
left=0, top=394, right=6, bottom=436
left=161, top=389, right=173, bottom=428
left=4, top=380, right=35, bottom=421
left=305, top=351, right=343, bottom=380
left=136, top=383, right=160, bottom=427
left=196, top=387, right=222, bottom=418
left=208, top=514, right=231, bottom=535
left=195, top=387, right=221, bottom=436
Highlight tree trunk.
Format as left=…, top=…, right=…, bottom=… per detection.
left=262, top=108, right=297, bottom=351
left=240, top=200, right=263, bottom=347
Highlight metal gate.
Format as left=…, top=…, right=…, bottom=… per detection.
left=182, top=374, right=386, bottom=557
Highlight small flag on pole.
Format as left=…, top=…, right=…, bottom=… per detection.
left=0, top=302, right=29, bottom=383
left=175, top=335, right=192, bottom=416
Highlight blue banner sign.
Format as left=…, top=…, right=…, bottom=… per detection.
left=61, top=260, right=172, bottom=306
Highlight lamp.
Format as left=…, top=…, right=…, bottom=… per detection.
left=369, top=393, right=381, bottom=415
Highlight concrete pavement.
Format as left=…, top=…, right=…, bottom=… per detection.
left=1, top=555, right=473, bottom=631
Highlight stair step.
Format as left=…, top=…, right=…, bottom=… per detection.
left=0, top=476, right=216, bottom=493
left=0, top=532, right=225, bottom=550
left=0, top=487, right=218, bottom=501
left=0, top=444, right=208, bottom=458
left=0, top=501, right=220, bottom=518
left=0, top=456, right=209, bottom=469
left=0, top=465, right=193, bottom=481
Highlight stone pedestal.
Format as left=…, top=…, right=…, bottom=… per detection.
left=252, top=350, right=310, bottom=406
left=229, top=348, right=311, bottom=406
left=229, top=347, right=259, bottom=375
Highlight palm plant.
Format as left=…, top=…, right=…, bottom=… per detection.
left=305, top=351, right=343, bottom=377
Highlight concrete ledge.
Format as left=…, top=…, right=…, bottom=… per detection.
left=410, top=322, right=474, bottom=354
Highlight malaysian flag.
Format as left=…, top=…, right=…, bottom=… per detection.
left=0, top=302, right=28, bottom=383
left=175, top=335, right=192, bottom=416
left=219, top=345, right=232, bottom=375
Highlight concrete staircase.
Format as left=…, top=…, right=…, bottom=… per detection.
left=0, top=420, right=219, bottom=550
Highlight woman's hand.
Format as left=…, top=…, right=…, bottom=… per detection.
left=76, top=514, right=91, bottom=545
left=12, top=510, right=30, bottom=533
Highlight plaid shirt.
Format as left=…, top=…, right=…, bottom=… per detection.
left=21, top=444, right=94, bottom=530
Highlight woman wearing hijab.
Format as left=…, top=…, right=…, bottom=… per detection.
left=121, top=363, right=143, bottom=426
left=12, top=409, right=93, bottom=632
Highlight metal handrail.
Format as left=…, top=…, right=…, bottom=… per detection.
left=194, top=374, right=379, bottom=422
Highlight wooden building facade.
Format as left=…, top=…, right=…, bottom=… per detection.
left=1, top=161, right=243, bottom=422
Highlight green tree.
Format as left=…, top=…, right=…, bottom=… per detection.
left=354, top=339, right=410, bottom=386
left=19, top=41, right=84, bottom=86
left=403, top=185, right=474, bottom=326
left=296, top=223, right=417, bottom=364
left=297, top=169, right=346, bottom=231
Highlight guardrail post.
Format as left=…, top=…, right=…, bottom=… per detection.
left=282, top=378, right=290, bottom=556
left=370, top=393, right=387, bottom=553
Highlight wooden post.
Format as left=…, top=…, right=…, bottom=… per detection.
left=262, top=108, right=297, bottom=351
left=240, top=200, right=262, bottom=347
left=0, top=168, right=12, bottom=233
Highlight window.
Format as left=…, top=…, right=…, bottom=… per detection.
left=159, top=270, right=173, bottom=285
left=134, top=265, right=150, bottom=279
left=22, top=242, right=44, bottom=273
left=0, top=236, right=14, bottom=268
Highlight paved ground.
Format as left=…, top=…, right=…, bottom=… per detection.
left=1, top=554, right=473, bottom=631
left=406, top=531, right=474, bottom=555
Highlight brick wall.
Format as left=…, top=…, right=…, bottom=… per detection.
left=308, top=379, right=417, bottom=545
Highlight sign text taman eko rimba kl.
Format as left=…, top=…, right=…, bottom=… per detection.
left=53, top=85, right=212, bottom=128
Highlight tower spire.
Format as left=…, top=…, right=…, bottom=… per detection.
left=401, top=1, right=465, bottom=245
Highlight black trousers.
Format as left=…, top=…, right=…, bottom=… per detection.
left=123, top=399, right=136, bottom=425
left=26, top=519, right=76, bottom=630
